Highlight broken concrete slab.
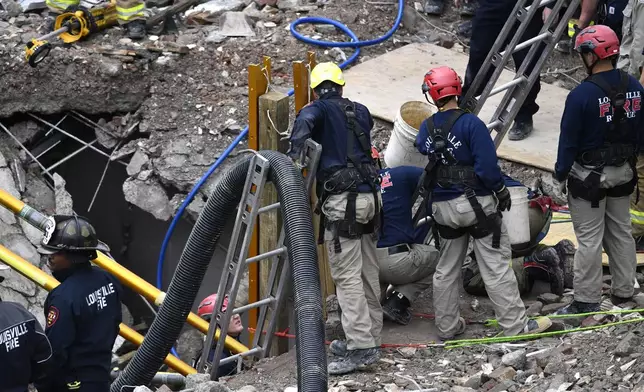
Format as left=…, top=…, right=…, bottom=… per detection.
left=127, top=150, right=149, bottom=177
left=0, top=167, right=20, bottom=225
left=219, top=12, right=255, bottom=37
left=17, top=0, right=46, bottom=12
left=0, top=233, right=40, bottom=266
left=1, top=269, right=36, bottom=296
left=53, top=173, right=74, bottom=215
left=8, top=120, right=40, bottom=145
left=184, top=0, right=244, bottom=17
left=123, top=177, right=171, bottom=221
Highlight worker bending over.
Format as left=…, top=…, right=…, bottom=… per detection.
left=554, top=25, right=644, bottom=315
left=0, top=263, right=53, bottom=392
left=34, top=216, right=122, bottom=392
left=288, top=62, right=382, bottom=375
left=191, top=293, right=244, bottom=379
left=46, top=0, right=146, bottom=39
left=416, top=66, right=552, bottom=340
left=374, top=162, right=439, bottom=326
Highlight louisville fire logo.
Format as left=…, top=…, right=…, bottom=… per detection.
left=46, top=306, right=59, bottom=328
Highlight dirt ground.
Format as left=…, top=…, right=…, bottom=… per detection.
left=0, top=0, right=630, bottom=390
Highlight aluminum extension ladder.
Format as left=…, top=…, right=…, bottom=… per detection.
left=459, top=0, right=581, bottom=148
left=196, top=139, right=322, bottom=379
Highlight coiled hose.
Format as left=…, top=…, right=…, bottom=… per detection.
left=112, top=151, right=326, bottom=391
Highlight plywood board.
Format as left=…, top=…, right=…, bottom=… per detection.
left=543, top=213, right=644, bottom=266
left=343, top=43, right=569, bottom=172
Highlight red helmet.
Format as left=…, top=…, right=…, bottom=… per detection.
left=574, top=25, right=620, bottom=59
left=422, top=66, right=462, bottom=102
left=197, top=293, right=229, bottom=319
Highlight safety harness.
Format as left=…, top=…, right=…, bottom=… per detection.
left=568, top=70, right=638, bottom=208
left=314, top=99, right=382, bottom=253
left=415, top=109, right=503, bottom=249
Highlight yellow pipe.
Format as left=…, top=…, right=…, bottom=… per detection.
left=0, top=188, right=249, bottom=355
left=0, top=244, right=196, bottom=375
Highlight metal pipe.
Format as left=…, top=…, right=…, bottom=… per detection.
left=27, top=113, right=127, bottom=166
left=0, top=188, right=250, bottom=355
left=499, top=32, right=551, bottom=57
left=43, top=139, right=99, bottom=174
left=0, top=121, right=55, bottom=182
left=111, top=370, right=185, bottom=387
left=0, top=244, right=196, bottom=375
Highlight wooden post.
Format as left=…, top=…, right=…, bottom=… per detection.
left=292, top=52, right=335, bottom=317
left=247, top=59, right=269, bottom=344
left=258, top=90, right=290, bottom=355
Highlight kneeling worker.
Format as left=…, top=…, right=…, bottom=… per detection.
left=375, top=159, right=439, bottom=326
left=34, top=216, right=122, bottom=392
left=416, top=65, right=552, bottom=340
left=0, top=263, right=53, bottom=392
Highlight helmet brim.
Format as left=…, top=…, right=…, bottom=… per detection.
left=37, top=240, right=111, bottom=255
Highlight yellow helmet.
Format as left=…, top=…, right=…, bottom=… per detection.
left=310, top=62, right=346, bottom=89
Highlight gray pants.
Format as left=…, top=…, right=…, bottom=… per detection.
left=618, top=0, right=644, bottom=77
left=323, top=192, right=383, bottom=350
left=432, top=194, right=528, bottom=338
left=377, top=244, right=439, bottom=302
left=569, top=194, right=636, bottom=302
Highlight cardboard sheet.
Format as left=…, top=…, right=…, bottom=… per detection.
left=343, top=43, right=570, bottom=172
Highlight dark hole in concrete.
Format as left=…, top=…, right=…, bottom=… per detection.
left=14, top=112, right=259, bottom=361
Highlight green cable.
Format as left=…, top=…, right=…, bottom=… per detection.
left=481, top=307, right=644, bottom=329
left=444, top=317, right=644, bottom=349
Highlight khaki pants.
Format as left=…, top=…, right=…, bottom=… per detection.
left=323, top=192, right=383, bottom=350
left=618, top=0, right=644, bottom=77
left=47, top=0, right=145, bottom=24
left=568, top=162, right=637, bottom=302
left=377, top=243, right=439, bottom=302
left=432, top=194, right=528, bottom=338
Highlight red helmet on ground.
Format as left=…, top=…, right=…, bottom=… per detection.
left=574, top=25, right=620, bottom=59
left=422, top=66, right=462, bottom=102
left=197, top=293, right=229, bottom=318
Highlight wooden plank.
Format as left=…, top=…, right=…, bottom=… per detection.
left=247, top=62, right=268, bottom=343
left=258, top=90, right=290, bottom=355
left=543, top=213, right=644, bottom=266
left=342, top=43, right=570, bottom=172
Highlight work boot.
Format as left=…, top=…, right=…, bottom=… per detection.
left=508, top=118, right=534, bottom=141
left=521, top=316, right=552, bottom=334
left=125, top=19, right=146, bottom=40
left=554, top=300, right=600, bottom=315
left=424, top=0, right=445, bottom=16
left=553, top=239, right=575, bottom=289
left=329, top=339, right=347, bottom=357
left=525, top=248, right=564, bottom=295
left=382, top=291, right=412, bottom=326
left=610, top=294, right=634, bottom=307
left=459, top=0, right=478, bottom=17
left=438, top=316, right=466, bottom=341
left=636, top=236, right=644, bottom=252
left=327, top=347, right=380, bottom=375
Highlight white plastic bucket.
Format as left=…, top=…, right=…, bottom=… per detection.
left=502, top=186, right=531, bottom=246
left=384, top=101, right=435, bottom=169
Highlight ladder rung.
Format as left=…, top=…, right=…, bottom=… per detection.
left=487, top=119, right=502, bottom=130
left=478, top=76, right=526, bottom=100
left=233, top=297, right=275, bottom=314
left=499, top=32, right=551, bottom=58
left=526, top=0, right=556, bottom=12
left=219, top=347, right=263, bottom=365
left=258, top=202, right=281, bottom=214
left=245, top=247, right=286, bottom=264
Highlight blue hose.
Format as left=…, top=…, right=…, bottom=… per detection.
left=154, top=0, right=404, bottom=359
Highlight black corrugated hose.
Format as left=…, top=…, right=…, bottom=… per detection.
left=111, top=151, right=328, bottom=392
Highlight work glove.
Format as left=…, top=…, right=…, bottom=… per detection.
left=495, top=185, right=512, bottom=212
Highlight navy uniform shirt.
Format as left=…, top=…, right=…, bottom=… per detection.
left=0, top=301, right=52, bottom=392
left=555, top=69, right=644, bottom=181
left=416, top=109, right=504, bottom=202
left=288, top=92, right=376, bottom=192
left=35, top=264, right=122, bottom=390
left=377, top=166, right=425, bottom=248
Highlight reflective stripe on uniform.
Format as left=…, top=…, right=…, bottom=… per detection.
left=46, top=0, right=77, bottom=12
left=631, top=208, right=644, bottom=225
left=116, top=3, right=145, bottom=20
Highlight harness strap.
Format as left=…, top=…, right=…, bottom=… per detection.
left=427, top=109, right=467, bottom=165
left=585, top=70, right=630, bottom=141
left=464, top=188, right=501, bottom=248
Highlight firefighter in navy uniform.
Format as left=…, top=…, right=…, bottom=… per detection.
left=0, top=263, right=53, bottom=392
left=34, top=216, right=123, bottom=392
left=288, top=62, right=383, bottom=376
left=415, top=66, right=552, bottom=340
left=553, top=25, right=644, bottom=315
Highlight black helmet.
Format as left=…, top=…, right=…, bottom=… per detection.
left=37, top=215, right=110, bottom=255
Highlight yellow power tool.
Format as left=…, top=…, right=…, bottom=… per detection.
left=25, top=1, right=118, bottom=68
